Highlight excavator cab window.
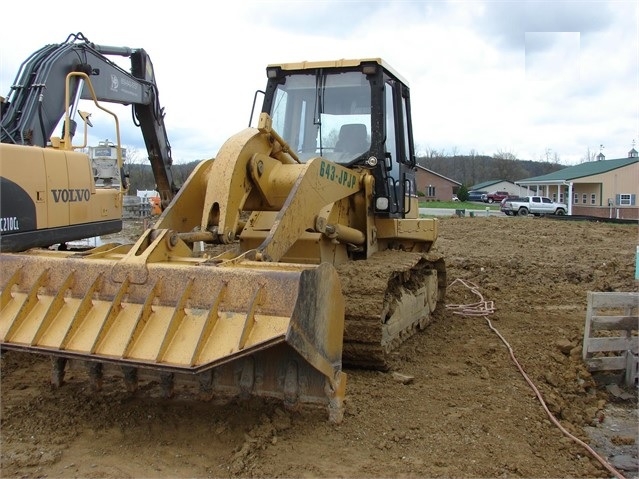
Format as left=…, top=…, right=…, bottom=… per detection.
left=267, top=70, right=371, bottom=165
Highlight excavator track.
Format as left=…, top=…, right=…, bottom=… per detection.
left=337, top=250, right=446, bottom=370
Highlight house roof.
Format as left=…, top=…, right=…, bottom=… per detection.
left=517, top=157, right=639, bottom=184
left=471, top=180, right=515, bottom=190
left=416, top=165, right=461, bottom=185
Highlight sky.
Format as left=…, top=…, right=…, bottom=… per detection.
left=1, top=0, right=637, bottom=165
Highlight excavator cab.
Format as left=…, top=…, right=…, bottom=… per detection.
left=261, top=59, right=418, bottom=218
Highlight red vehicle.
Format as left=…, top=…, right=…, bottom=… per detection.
left=482, top=191, right=513, bottom=203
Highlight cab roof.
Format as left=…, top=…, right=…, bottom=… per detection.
left=267, top=58, right=409, bottom=87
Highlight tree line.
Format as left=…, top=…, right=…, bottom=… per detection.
left=122, top=153, right=564, bottom=196
left=124, top=161, right=199, bottom=194
left=416, top=152, right=564, bottom=187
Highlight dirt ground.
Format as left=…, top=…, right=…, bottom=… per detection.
left=1, top=215, right=638, bottom=479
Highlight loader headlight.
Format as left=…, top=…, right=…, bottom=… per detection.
left=267, top=67, right=280, bottom=79
left=376, top=197, right=389, bottom=211
left=362, top=63, right=378, bottom=75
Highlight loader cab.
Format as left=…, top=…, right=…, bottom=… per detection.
left=261, top=58, right=417, bottom=218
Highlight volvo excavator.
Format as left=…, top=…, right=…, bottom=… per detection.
left=0, top=32, right=179, bottom=252
left=0, top=51, right=446, bottom=423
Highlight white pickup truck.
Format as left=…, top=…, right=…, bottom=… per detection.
left=500, top=196, right=568, bottom=216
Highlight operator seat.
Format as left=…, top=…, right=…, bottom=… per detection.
left=334, top=123, right=368, bottom=154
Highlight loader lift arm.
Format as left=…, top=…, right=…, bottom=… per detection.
left=0, top=32, right=179, bottom=206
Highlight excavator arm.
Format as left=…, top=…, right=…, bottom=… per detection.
left=1, top=32, right=179, bottom=205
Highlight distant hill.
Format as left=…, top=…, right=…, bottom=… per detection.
left=416, top=155, right=564, bottom=187
left=125, top=161, right=200, bottom=193
left=124, top=155, right=565, bottom=195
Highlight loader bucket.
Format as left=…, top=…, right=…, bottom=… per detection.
left=0, top=251, right=347, bottom=422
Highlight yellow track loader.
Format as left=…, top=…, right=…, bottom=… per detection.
left=1, top=57, right=446, bottom=423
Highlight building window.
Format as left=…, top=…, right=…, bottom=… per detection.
left=590, top=194, right=596, bottom=205
left=559, top=193, right=564, bottom=203
left=582, top=193, right=587, bottom=203
left=552, top=193, right=557, bottom=202
left=573, top=193, right=579, bottom=204
left=426, top=185, right=436, bottom=197
left=617, top=193, right=635, bottom=206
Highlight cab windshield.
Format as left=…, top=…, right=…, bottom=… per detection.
left=269, top=70, right=371, bottom=164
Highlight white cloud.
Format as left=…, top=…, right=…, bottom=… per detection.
left=1, top=0, right=637, bottom=168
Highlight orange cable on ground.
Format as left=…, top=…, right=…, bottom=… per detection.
left=445, top=278, right=627, bottom=479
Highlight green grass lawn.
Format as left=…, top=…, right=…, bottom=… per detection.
left=418, top=200, right=500, bottom=210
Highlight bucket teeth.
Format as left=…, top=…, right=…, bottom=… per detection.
left=122, top=366, right=138, bottom=393
left=197, top=370, right=214, bottom=401
left=88, top=362, right=104, bottom=392
left=160, top=372, right=175, bottom=398
left=283, top=361, right=301, bottom=411
left=51, top=357, right=67, bottom=388
left=238, top=357, right=255, bottom=400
